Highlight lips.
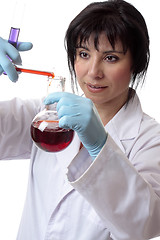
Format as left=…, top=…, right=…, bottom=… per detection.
left=86, top=83, right=107, bottom=93
left=89, top=84, right=105, bottom=89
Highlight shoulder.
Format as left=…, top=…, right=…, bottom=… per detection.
left=107, top=93, right=160, bottom=157
left=139, top=112, right=160, bottom=143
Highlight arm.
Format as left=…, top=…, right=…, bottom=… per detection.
left=0, top=35, right=37, bottom=159
left=67, top=131, right=160, bottom=240
left=0, top=98, right=42, bottom=160
left=44, top=91, right=160, bottom=239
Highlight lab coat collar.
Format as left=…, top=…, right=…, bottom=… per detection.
left=105, top=92, right=143, bottom=142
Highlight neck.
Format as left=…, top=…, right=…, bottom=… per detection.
left=95, top=89, right=131, bottom=126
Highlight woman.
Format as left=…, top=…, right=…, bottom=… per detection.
left=0, top=0, right=160, bottom=239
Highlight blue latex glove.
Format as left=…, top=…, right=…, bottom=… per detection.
left=44, top=92, right=108, bottom=159
left=0, top=37, right=33, bottom=82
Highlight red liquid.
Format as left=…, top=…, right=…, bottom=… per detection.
left=31, top=120, right=74, bottom=152
left=15, top=67, right=55, bottom=78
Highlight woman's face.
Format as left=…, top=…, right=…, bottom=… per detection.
left=74, top=33, right=133, bottom=108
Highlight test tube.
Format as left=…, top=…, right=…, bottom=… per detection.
left=8, top=27, right=20, bottom=48
left=8, top=2, right=25, bottom=47
left=15, top=66, right=55, bottom=79
left=3, top=27, right=20, bottom=75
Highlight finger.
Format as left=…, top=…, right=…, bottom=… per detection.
left=56, top=95, right=79, bottom=112
left=17, top=42, right=33, bottom=51
left=0, top=55, right=18, bottom=82
left=5, top=43, right=22, bottom=65
left=0, top=65, right=3, bottom=75
left=59, top=115, right=76, bottom=130
left=58, top=104, right=80, bottom=119
left=2, top=63, right=18, bottom=82
left=44, top=92, right=68, bottom=105
left=59, top=114, right=83, bottom=131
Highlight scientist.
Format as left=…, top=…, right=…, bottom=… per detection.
left=0, top=0, right=160, bottom=239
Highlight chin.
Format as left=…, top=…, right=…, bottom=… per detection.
left=86, top=95, right=106, bottom=105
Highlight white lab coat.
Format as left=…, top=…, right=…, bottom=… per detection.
left=0, top=93, right=160, bottom=240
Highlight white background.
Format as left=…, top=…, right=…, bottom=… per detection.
left=0, top=0, right=160, bottom=239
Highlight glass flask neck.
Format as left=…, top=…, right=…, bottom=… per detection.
left=47, top=76, right=66, bottom=95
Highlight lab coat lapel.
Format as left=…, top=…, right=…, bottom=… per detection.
left=105, top=94, right=143, bottom=153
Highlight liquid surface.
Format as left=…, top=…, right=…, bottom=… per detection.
left=31, top=120, right=74, bottom=152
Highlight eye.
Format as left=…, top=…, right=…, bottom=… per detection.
left=79, top=51, right=89, bottom=59
left=104, top=55, right=119, bottom=62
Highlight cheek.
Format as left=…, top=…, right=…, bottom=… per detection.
left=111, top=65, right=132, bottom=87
left=74, top=58, right=89, bottom=77
left=74, top=61, right=83, bottom=78
left=74, top=62, right=84, bottom=89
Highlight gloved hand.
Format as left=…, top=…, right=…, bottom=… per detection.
left=44, top=92, right=108, bottom=159
left=0, top=37, right=33, bottom=82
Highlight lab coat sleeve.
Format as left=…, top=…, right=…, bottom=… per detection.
left=0, top=97, right=42, bottom=160
left=67, top=134, right=160, bottom=240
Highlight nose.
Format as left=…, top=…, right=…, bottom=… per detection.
left=88, top=58, right=104, bottom=79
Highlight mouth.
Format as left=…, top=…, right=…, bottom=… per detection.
left=89, top=84, right=106, bottom=89
left=86, top=83, right=108, bottom=92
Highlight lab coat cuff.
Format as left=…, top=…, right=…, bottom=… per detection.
left=67, top=134, right=112, bottom=183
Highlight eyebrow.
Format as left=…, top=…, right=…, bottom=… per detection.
left=76, top=46, right=90, bottom=51
left=76, top=46, right=124, bottom=54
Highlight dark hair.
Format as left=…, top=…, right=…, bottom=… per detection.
left=65, top=0, right=150, bottom=95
